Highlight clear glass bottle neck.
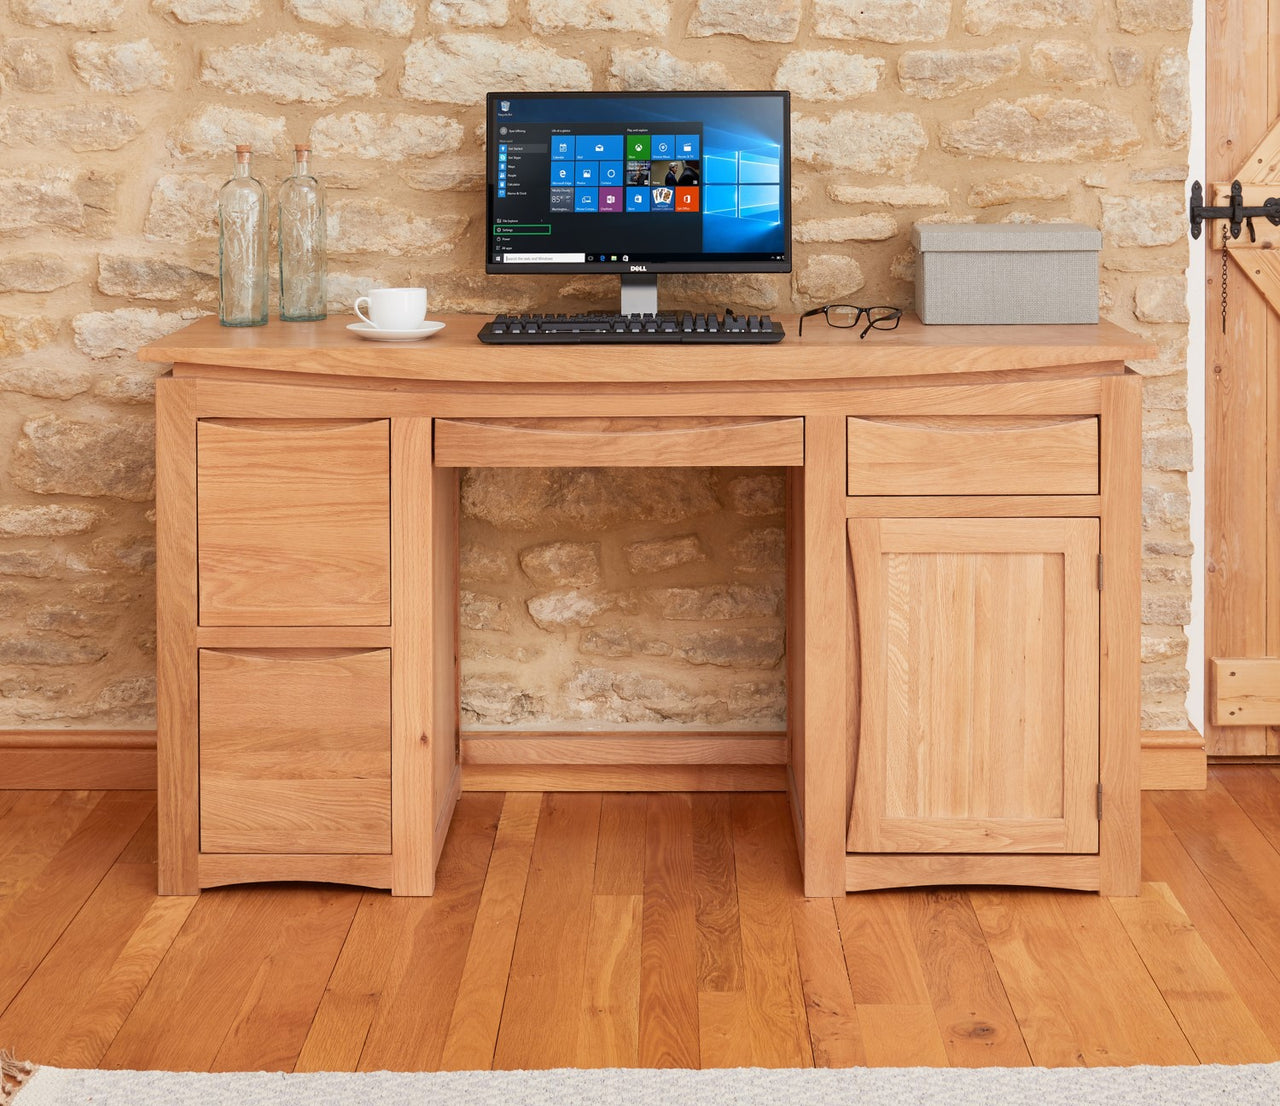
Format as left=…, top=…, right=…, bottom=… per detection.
left=234, top=157, right=251, bottom=179
left=294, top=153, right=310, bottom=177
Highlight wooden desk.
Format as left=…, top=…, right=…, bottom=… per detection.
left=142, top=314, right=1152, bottom=898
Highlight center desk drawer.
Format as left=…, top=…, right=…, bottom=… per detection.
left=847, top=415, right=1099, bottom=496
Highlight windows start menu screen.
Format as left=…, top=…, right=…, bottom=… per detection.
left=493, top=122, right=704, bottom=264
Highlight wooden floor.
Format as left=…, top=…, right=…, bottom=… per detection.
left=3, top=767, right=1280, bottom=1071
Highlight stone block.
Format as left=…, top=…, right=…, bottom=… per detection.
left=12, top=415, right=155, bottom=502
left=529, top=0, right=668, bottom=34
left=898, top=46, right=1021, bottom=100
left=647, top=584, right=780, bottom=620
left=0, top=106, right=141, bottom=153
left=793, top=111, right=928, bottom=174
left=828, top=183, right=950, bottom=207
left=71, top=39, right=173, bottom=92
left=941, top=97, right=1141, bottom=162
left=1142, top=626, right=1188, bottom=664
left=1029, top=41, right=1106, bottom=85
left=725, top=473, right=784, bottom=517
left=1142, top=588, right=1191, bottom=625
left=167, top=106, right=288, bottom=161
left=963, top=0, right=1094, bottom=35
left=401, top=34, right=590, bottom=104
left=460, top=675, right=545, bottom=725
left=201, top=34, right=382, bottom=104
left=286, top=0, right=415, bottom=34
left=11, top=0, right=122, bottom=29
left=564, top=666, right=728, bottom=725
left=72, top=308, right=194, bottom=359
left=731, top=527, right=786, bottom=574
left=1135, top=274, right=1188, bottom=323
left=688, top=0, right=801, bottom=42
left=0, top=551, right=64, bottom=578
left=1101, top=192, right=1184, bottom=246
left=794, top=215, right=898, bottom=243
left=311, top=112, right=465, bottom=160
left=1154, top=49, right=1190, bottom=145
left=1, top=38, right=57, bottom=90
left=1110, top=48, right=1145, bottom=88
left=460, top=590, right=511, bottom=631
left=606, top=48, right=731, bottom=92
left=427, top=0, right=510, bottom=26
left=527, top=588, right=616, bottom=630
left=0, top=506, right=101, bottom=537
left=520, top=541, right=601, bottom=587
left=327, top=199, right=467, bottom=257
left=968, top=174, right=1067, bottom=208
left=776, top=51, right=882, bottom=101
left=674, top=627, right=785, bottom=668
left=27, top=604, right=117, bottom=638
left=1117, top=0, right=1191, bottom=33
left=97, top=253, right=218, bottom=305
left=153, top=0, right=258, bottom=23
left=623, top=535, right=708, bottom=575
left=795, top=255, right=867, bottom=303
left=0, top=362, right=94, bottom=401
left=459, top=544, right=510, bottom=583
left=0, top=315, right=58, bottom=357
left=815, top=0, right=949, bottom=43
left=143, top=174, right=221, bottom=241
left=1141, top=420, right=1193, bottom=473
left=0, top=637, right=107, bottom=666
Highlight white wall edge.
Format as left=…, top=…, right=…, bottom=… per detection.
left=1187, top=0, right=1207, bottom=734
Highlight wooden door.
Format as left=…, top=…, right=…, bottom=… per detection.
left=847, top=517, right=1099, bottom=854
left=1205, top=3, right=1280, bottom=753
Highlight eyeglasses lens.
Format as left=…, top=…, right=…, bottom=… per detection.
left=826, top=305, right=858, bottom=327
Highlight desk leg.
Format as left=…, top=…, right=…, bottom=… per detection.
left=155, top=375, right=199, bottom=895
left=799, top=414, right=848, bottom=897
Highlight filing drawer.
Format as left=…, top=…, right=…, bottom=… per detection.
left=846, top=415, right=1099, bottom=496
left=199, top=647, right=392, bottom=855
left=197, top=419, right=391, bottom=626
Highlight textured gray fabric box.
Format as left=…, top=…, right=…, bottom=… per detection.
left=913, top=223, right=1101, bottom=324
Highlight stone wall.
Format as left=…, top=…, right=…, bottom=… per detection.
left=0, top=0, right=1192, bottom=731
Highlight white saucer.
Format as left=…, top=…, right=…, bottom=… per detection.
left=347, top=320, right=445, bottom=342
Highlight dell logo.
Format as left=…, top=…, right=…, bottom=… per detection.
left=629, top=264, right=647, bottom=272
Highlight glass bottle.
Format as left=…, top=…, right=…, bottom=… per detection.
left=278, top=143, right=327, bottom=321
left=217, top=145, right=269, bottom=327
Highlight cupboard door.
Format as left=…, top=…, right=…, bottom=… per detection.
left=197, top=419, right=390, bottom=626
left=199, top=647, right=391, bottom=854
left=847, top=517, right=1099, bottom=855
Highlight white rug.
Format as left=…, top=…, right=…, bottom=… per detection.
left=10, top=1064, right=1280, bottom=1106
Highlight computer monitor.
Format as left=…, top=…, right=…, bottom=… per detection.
left=486, top=90, right=791, bottom=315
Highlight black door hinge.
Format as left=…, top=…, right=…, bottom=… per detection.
left=1190, top=179, right=1280, bottom=242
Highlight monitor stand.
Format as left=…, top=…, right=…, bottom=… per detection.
left=620, top=273, right=659, bottom=316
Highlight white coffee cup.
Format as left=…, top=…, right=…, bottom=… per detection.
left=354, top=287, right=428, bottom=330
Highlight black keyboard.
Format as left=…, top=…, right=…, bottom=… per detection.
left=478, top=311, right=784, bottom=344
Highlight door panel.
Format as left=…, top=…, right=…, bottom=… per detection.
left=848, top=517, right=1099, bottom=854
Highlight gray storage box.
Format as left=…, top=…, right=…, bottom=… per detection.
left=913, top=222, right=1101, bottom=325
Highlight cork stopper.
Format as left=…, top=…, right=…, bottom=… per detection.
left=294, top=143, right=311, bottom=152
left=234, top=144, right=251, bottom=163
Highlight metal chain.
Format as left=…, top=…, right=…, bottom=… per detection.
left=1221, top=223, right=1230, bottom=335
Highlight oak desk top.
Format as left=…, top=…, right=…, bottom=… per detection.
left=139, top=314, right=1154, bottom=385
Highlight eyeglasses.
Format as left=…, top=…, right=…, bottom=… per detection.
left=798, top=304, right=902, bottom=339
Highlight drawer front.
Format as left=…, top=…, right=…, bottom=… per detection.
left=197, top=419, right=390, bottom=626
left=847, top=415, right=1099, bottom=496
left=199, top=647, right=391, bottom=855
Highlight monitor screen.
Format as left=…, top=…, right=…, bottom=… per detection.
left=485, top=91, right=791, bottom=279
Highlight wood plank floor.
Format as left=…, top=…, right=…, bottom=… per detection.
left=3, top=767, right=1280, bottom=1071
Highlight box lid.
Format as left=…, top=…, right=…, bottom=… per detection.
left=912, top=222, right=1102, bottom=253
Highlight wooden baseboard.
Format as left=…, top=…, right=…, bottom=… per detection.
left=0, top=727, right=1215, bottom=794
left=0, top=730, right=157, bottom=790
left=1140, top=729, right=1207, bottom=790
